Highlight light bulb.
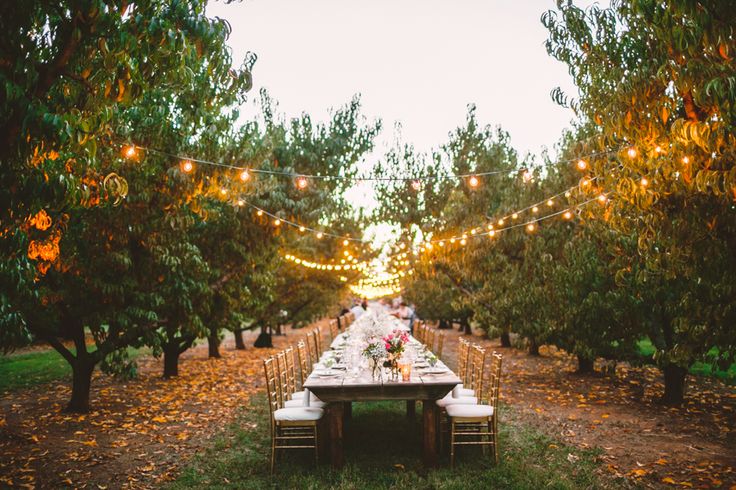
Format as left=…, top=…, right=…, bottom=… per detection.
left=299, top=225, right=306, bottom=232
left=598, top=194, right=607, bottom=203
left=627, top=147, right=637, bottom=158
left=532, top=206, right=539, bottom=213
left=343, top=239, right=349, bottom=246
left=181, top=160, right=194, bottom=173
left=123, top=145, right=136, bottom=158
left=460, top=238, right=467, bottom=246
left=468, top=175, right=480, bottom=188
left=498, top=219, right=505, bottom=226
left=256, top=210, right=263, bottom=216
left=547, top=199, right=554, bottom=206
left=682, top=156, right=690, bottom=164
left=487, top=224, right=494, bottom=231
left=655, top=145, right=663, bottom=154
left=239, top=169, right=250, bottom=181
left=576, top=159, right=587, bottom=170
left=237, top=199, right=244, bottom=206
left=296, top=176, right=308, bottom=189
left=563, top=210, right=573, bottom=220
left=220, top=188, right=228, bottom=196
left=316, top=232, right=324, bottom=239
left=640, top=177, right=649, bottom=187
left=512, top=213, right=518, bottom=219
left=273, top=218, right=281, bottom=226
left=565, top=191, right=572, bottom=198
left=526, top=222, right=536, bottom=232
left=488, top=230, right=496, bottom=237
left=438, top=241, right=444, bottom=247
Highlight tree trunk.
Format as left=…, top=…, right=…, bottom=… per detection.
left=163, top=342, right=180, bottom=378
left=65, top=358, right=95, bottom=413
left=234, top=329, right=246, bottom=350
left=500, top=331, right=511, bottom=348
left=576, top=355, right=595, bottom=374
left=254, top=324, right=273, bottom=348
left=438, top=319, right=451, bottom=330
left=461, top=320, right=471, bottom=335
left=207, top=329, right=221, bottom=358
left=661, top=364, right=688, bottom=405
left=528, top=338, right=540, bottom=356
left=274, top=323, right=283, bottom=336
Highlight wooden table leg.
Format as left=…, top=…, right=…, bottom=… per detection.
left=327, top=402, right=345, bottom=468
left=422, top=399, right=439, bottom=468
left=344, top=401, right=352, bottom=421
left=406, top=400, right=416, bottom=420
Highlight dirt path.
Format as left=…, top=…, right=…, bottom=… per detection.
left=0, top=321, right=326, bottom=489
left=438, top=326, right=736, bottom=489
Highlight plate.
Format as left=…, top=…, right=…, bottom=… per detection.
left=314, top=369, right=342, bottom=377
left=422, top=367, right=449, bottom=375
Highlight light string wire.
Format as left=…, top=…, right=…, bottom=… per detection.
left=118, top=141, right=621, bottom=183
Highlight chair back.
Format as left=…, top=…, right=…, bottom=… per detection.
left=457, top=338, right=470, bottom=383
left=469, top=344, right=487, bottom=394
left=296, top=340, right=311, bottom=386
left=307, top=330, right=319, bottom=363
left=481, top=352, right=503, bottom=408
left=415, top=321, right=426, bottom=343
left=328, top=319, right=339, bottom=341
left=263, top=357, right=280, bottom=418
left=314, top=327, right=323, bottom=356
left=436, top=331, right=445, bottom=358
left=425, top=328, right=436, bottom=353
left=275, top=351, right=290, bottom=405
left=284, top=345, right=298, bottom=394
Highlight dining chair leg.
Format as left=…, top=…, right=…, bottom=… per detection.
left=450, top=420, right=456, bottom=468
left=270, top=430, right=276, bottom=474
left=313, top=425, right=319, bottom=466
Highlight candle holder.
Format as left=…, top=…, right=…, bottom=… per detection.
left=399, top=360, right=412, bottom=382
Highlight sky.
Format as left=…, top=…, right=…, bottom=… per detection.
left=205, top=0, right=593, bottom=244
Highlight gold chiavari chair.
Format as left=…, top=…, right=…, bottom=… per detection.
left=263, top=357, right=324, bottom=474
left=436, top=331, right=445, bottom=359
left=457, top=345, right=487, bottom=398
left=296, top=340, right=311, bottom=387
left=328, top=318, right=339, bottom=342
left=280, top=349, right=325, bottom=409
left=307, top=330, right=320, bottom=365
left=415, top=321, right=426, bottom=343
left=425, top=327, right=436, bottom=353
left=447, top=352, right=503, bottom=467
left=314, top=327, right=323, bottom=356
left=456, top=338, right=471, bottom=384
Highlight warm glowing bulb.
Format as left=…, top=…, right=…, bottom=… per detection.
left=488, top=230, right=496, bottom=237
left=299, top=225, right=306, bottom=232
left=512, top=213, right=518, bottom=219
left=682, top=156, right=690, bottom=164
left=640, top=177, right=649, bottom=187
left=498, top=219, right=505, bottom=226
left=532, top=206, right=539, bottom=213
left=470, top=228, right=477, bottom=235
left=655, top=145, right=663, bottom=154
left=450, top=238, right=456, bottom=244
left=468, top=175, right=479, bottom=188
left=343, top=250, right=350, bottom=256
left=316, top=232, right=323, bottom=239
left=181, top=160, right=194, bottom=173
left=273, top=218, right=281, bottom=226
left=581, top=179, right=591, bottom=187
left=627, top=147, right=637, bottom=158
left=220, top=188, right=228, bottom=196
left=563, top=210, right=573, bottom=220
left=565, top=191, right=572, bottom=198
left=256, top=210, right=263, bottom=216
left=598, top=194, right=607, bottom=203
left=123, top=145, right=136, bottom=158
left=487, top=224, right=494, bottom=231
left=547, top=199, right=554, bottom=206
left=296, top=176, right=308, bottom=189
left=425, top=243, right=433, bottom=250
left=438, top=241, right=444, bottom=247
left=237, top=199, right=244, bottom=206
left=526, top=222, right=536, bottom=232
left=460, top=238, right=467, bottom=246
left=239, top=169, right=250, bottom=181
left=576, top=159, right=587, bottom=170
left=343, top=239, right=349, bottom=246
left=399, top=243, right=406, bottom=250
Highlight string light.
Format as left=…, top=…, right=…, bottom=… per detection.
left=597, top=194, right=607, bottom=203
left=273, top=218, right=281, bottom=226
left=316, top=232, right=324, bottom=239
left=342, top=239, right=349, bottom=246
left=239, top=169, right=250, bottom=182
left=655, top=145, right=663, bottom=154
left=546, top=199, right=554, bottom=206
left=532, top=206, right=539, bottom=213
left=181, top=160, right=194, bottom=173
left=563, top=210, right=573, bottom=220
left=576, top=159, right=587, bottom=170
left=296, top=176, right=308, bottom=189
left=526, top=222, right=536, bottom=233
left=627, top=147, right=638, bottom=158
left=511, top=213, right=519, bottom=219
left=640, top=177, right=649, bottom=187
left=299, top=225, right=306, bottom=232
left=468, top=175, right=480, bottom=188
left=237, top=199, right=245, bottom=206
left=682, top=156, right=690, bottom=164
left=220, top=188, right=228, bottom=196
left=123, top=145, right=137, bottom=159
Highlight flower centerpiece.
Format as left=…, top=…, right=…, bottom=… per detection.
left=362, top=341, right=386, bottom=381
left=382, top=329, right=410, bottom=379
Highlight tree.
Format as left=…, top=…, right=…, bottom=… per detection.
left=544, top=1, right=736, bottom=403
left=0, top=0, right=254, bottom=410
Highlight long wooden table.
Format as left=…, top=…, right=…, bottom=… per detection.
left=304, top=354, right=461, bottom=468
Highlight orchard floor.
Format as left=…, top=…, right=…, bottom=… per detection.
left=0, top=321, right=733, bottom=489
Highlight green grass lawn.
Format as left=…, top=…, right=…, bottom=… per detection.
left=636, top=339, right=736, bottom=384
left=0, top=346, right=147, bottom=393
left=169, top=397, right=622, bottom=490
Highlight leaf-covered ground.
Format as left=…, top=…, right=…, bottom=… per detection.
left=0, top=322, right=734, bottom=489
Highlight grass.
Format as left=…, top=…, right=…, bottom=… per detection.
left=169, top=397, right=622, bottom=490
left=0, top=346, right=147, bottom=393
left=636, top=339, right=736, bottom=384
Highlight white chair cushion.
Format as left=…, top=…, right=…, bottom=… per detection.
left=274, top=407, right=324, bottom=421
left=284, top=399, right=326, bottom=409
left=446, top=404, right=494, bottom=418
left=436, top=394, right=478, bottom=407
left=456, top=388, right=475, bottom=397
left=291, top=390, right=321, bottom=402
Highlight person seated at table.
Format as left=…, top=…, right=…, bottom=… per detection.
left=350, top=299, right=366, bottom=319
left=394, top=301, right=415, bottom=333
